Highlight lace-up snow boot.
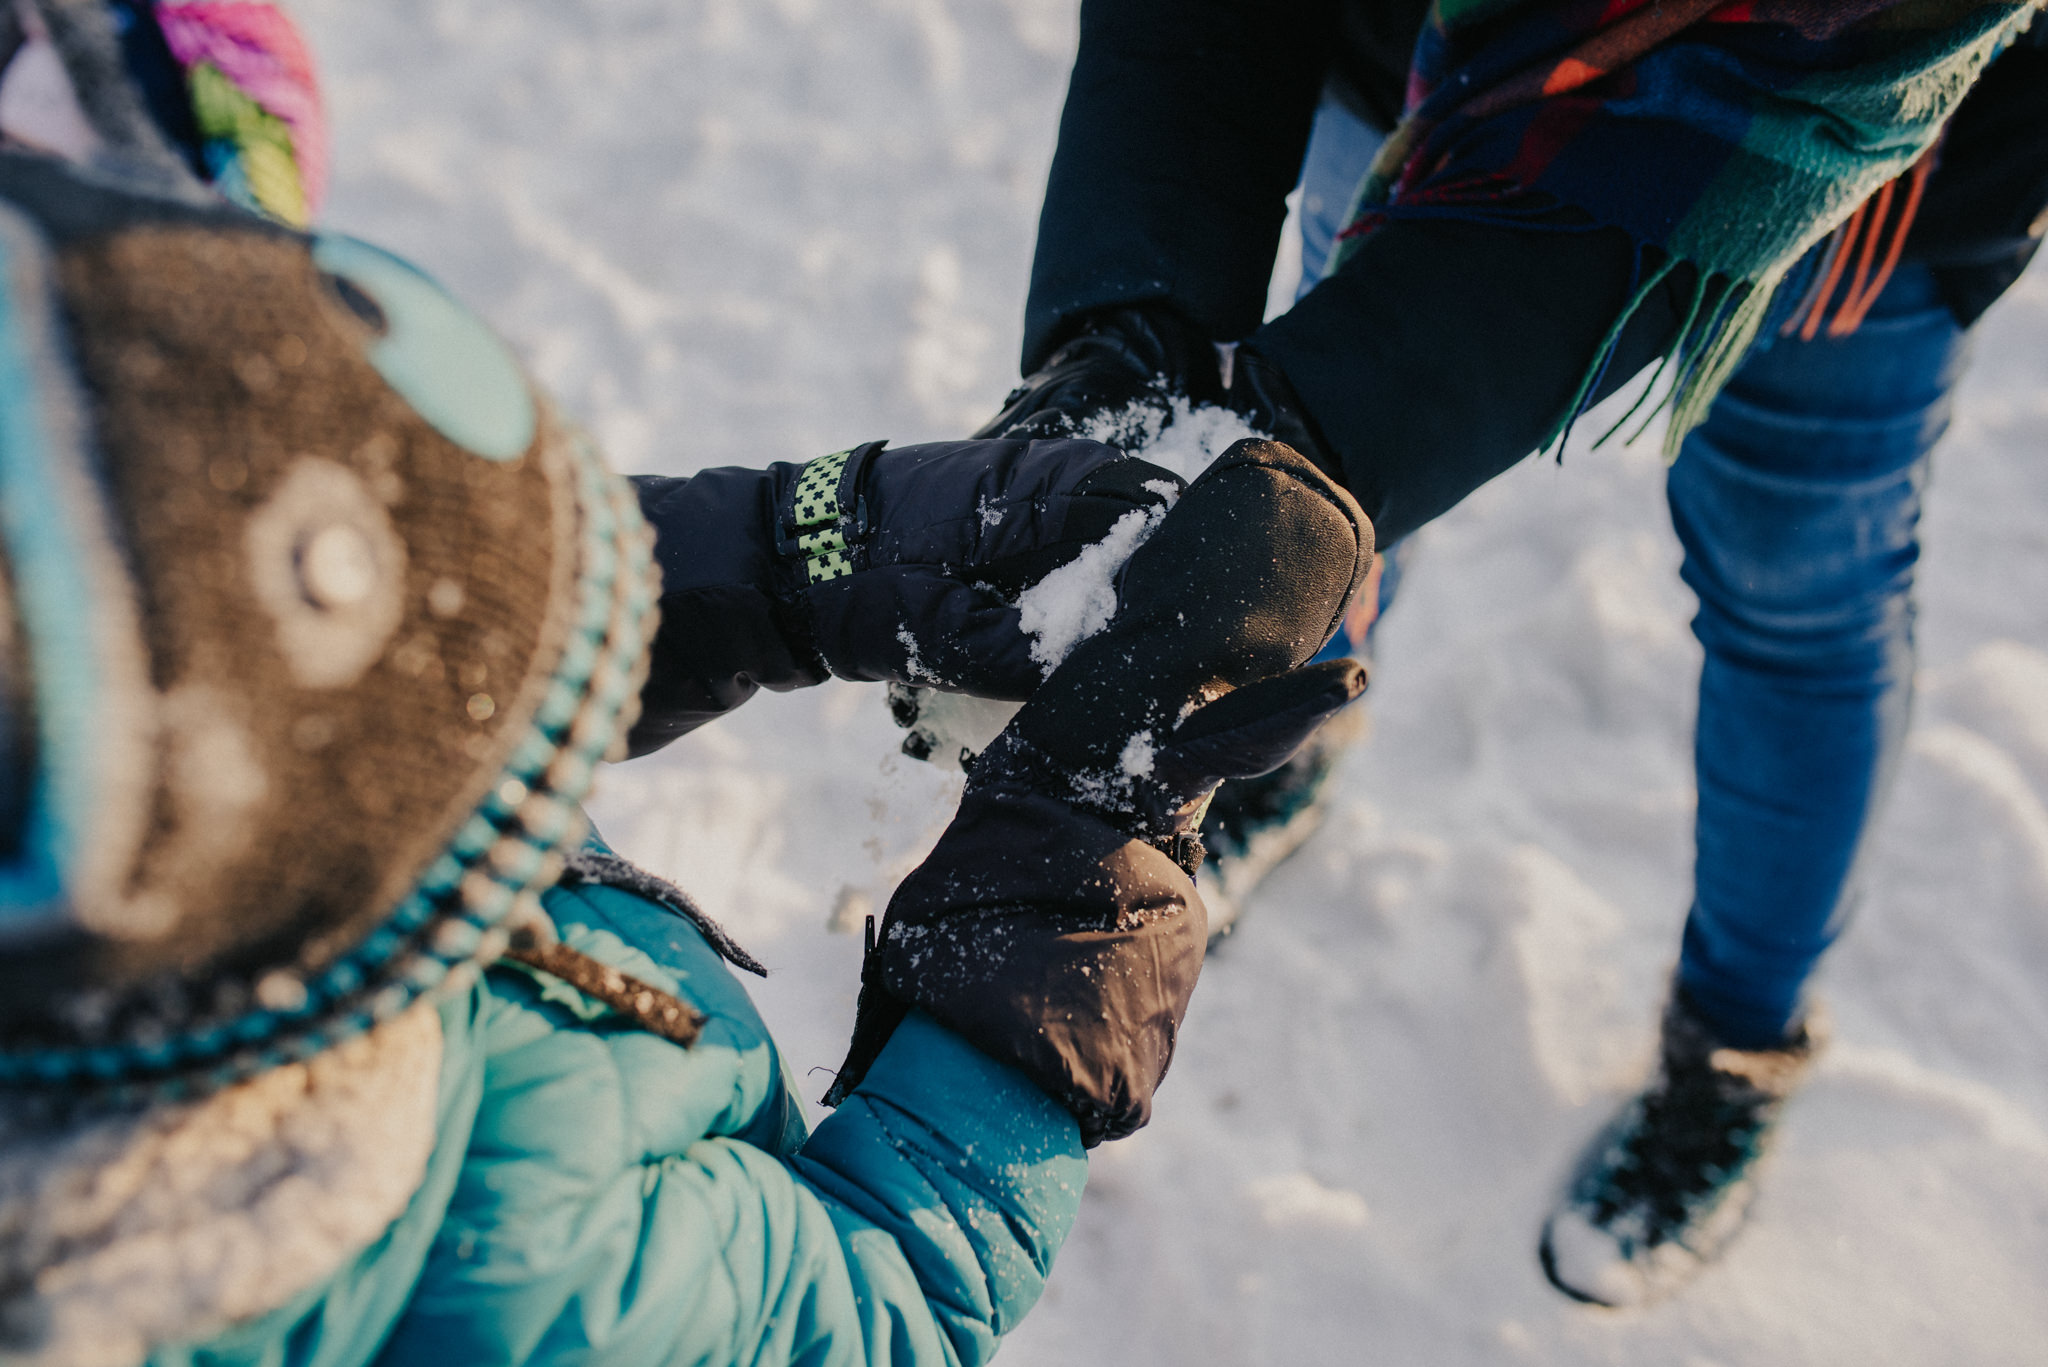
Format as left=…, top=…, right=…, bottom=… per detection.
left=1539, top=989, right=1823, bottom=1306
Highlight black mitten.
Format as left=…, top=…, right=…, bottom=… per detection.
left=976, top=303, right=1223, bottom=446
left=825, top=440, right=1373, bottom=1145
left=628, top=438, right=1180, bottom=754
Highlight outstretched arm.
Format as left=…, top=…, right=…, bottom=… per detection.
left=627, top=438, right=1179, bottom=752
left=1008, top=0, right=1705, bottom=543
left=1022, top=0, right=1337, bottom=369
left=356, top=872, right=1077, bottom=1367
left=373, top=443, right=1369, bottom=1367
left=1009, top=0, right=2032, bottom=549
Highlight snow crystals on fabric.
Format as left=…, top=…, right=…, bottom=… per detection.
left=1078, top=394, right=1268, bottom=482
left=1016, top=502, right=1166, bottom=675
left=895, top=625, right=935, bottom=683
left=1119, top=729, right=1156, bottom=779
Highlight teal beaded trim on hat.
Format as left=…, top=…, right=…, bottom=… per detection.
left=790, top=448, right=854, bottom=584
left=0, top=430, right=660, bottom=1101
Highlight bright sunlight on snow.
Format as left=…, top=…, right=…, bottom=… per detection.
left=300, top=3, right=2048, bottom=1361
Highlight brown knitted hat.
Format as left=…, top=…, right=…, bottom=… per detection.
left=0, top=153, right=658, bottom=1097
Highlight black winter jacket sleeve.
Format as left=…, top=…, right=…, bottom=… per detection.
left=1904, top=32, right=2048, bottom=327
left=1021, top=0, right=1337, bottom=371
left=1019, top=0, right=1706, bottom=543
left=629, top=470, right=829, bottom=753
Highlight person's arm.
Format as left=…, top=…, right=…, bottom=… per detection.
left=628, top=438, right=1179, bottom=753
left=1021, top=0, right=1336, bottom=370
left=369, top=445, right=1367, bottom=1367
left=785, top=1016, right=1086, bottom=1365
left=998, top=0, right=1710, bottom=526
left=362, top=871, right=1081, bottom=1367
left=1009, top=0, right=2029, bottom=552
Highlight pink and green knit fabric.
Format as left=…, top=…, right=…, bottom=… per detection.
left=153, top=1, right=325, bottom=226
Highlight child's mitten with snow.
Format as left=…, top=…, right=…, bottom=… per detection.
left=627, top=438, right=1180, bottom=753
left=825, top=440, right=1373, bottom=1145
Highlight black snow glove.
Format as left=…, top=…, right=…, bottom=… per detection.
left=978, top=302, right=1346, bottom=488
left=975, top=303, right=1223, bottom=446
left=825, top=439, right=1374, bottom=1145
left=627, top=438, right=1181, bottom=755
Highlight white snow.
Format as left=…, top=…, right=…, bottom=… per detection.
left=895, top=687, right=1021, bottom=772
left=300, top=2, right=2048, bottom=1361
left=1015, top=501, right=1166, bottom=672
left=1013, top=419, right=1206, bottom=674
left=1119, top=729, right=1156, bottom=779
left=1247, top=1170, right=1371, bottom=1230
left=1081, top=392, right=1271, bottom=482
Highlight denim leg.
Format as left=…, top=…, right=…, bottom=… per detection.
left=1669, top=264, right=1968, bottom=1047
left=1294, top=92, right=1387, bottom=300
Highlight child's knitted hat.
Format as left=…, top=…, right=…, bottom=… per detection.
left=0, top=152, right=657, bottom=1098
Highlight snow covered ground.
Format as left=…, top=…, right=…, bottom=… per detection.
left=299, top=1, right=2048, bottom=1359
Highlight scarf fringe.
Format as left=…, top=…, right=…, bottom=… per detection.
left=1777, top=147, right=1938, bottom=341
left=1532, top=147, right=1939, bottom=461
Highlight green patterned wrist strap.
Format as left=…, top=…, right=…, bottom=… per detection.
left=787, top=440, right=884, bottom=584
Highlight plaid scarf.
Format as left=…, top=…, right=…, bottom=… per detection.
left=1336, top=0, right=2041, bottom=447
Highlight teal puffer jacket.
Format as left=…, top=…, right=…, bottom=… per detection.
left=151, top=870, right=1087, bottom=1367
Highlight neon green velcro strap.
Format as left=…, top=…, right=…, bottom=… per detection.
left=790, top=448, right=855, bottom=583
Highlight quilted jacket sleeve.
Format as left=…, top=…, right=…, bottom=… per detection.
left=374, top=878, right=1087, bottom=1367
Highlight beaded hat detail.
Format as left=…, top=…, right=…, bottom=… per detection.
left=0, top=153, right=658, bottom=1098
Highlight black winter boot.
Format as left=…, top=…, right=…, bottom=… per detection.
left=1539, top=990, right=1823, bottom=1306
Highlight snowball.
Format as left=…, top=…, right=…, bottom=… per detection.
left=1012, top=396, right=1270, bottom=676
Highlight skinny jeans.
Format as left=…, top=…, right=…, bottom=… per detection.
left=1293, top=93, right=1969, bottom=1048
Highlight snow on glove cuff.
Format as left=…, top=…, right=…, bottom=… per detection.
left=786, top=437, right=1182, bottom=697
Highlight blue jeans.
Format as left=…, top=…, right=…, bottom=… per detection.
left=1292, top=92, right=1969, bottom=1047
left=1670, top=268, right=1965, bottom=1045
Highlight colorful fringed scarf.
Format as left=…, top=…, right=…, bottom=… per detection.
left=1335, top=0, right=2042, bottom=448
left=152, top=0, right=324, bottom=226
